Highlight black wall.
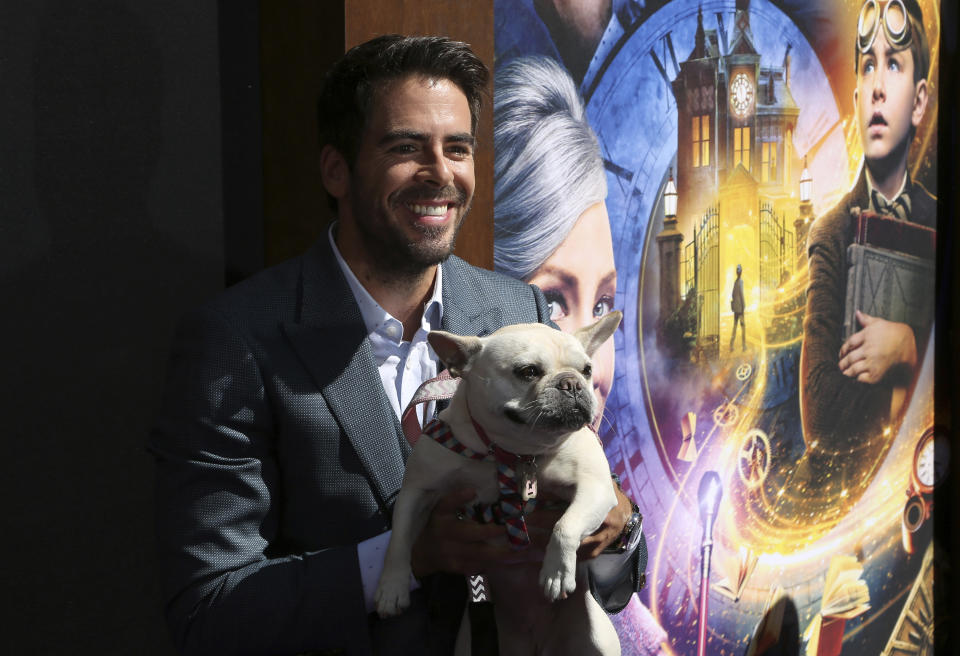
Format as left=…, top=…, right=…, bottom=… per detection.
left=1, top=1, right=251, bottom=652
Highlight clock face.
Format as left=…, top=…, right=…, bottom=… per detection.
left=914, top=427, right=949, bottom=492
left=731, top=72, right=754, bottom=118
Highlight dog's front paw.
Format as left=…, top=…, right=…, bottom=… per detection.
left=375, top=571, right=411, bottom=618
left=539, top=541, right=577, bottom=602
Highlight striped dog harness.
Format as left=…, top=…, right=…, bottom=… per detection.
left=422, top=417, right=537, bottom=548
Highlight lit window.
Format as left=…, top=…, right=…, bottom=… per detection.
left=692, top=115, right=710, bottom=168
left=761, top=141, right=777, bottom=182
left=734, top=126, right=751, bottom=170
left=784, top=128, right=792, bottom=185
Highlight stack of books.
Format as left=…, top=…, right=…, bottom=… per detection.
left=843, top=209, right=936, bottom=341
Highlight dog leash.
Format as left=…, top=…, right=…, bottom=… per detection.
left=400, top=369, right=458, bottom=446
left=402, top=375, right=503, bottom=655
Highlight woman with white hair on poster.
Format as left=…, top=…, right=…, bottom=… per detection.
left=494, top=55, right=617, bottom=424
left=494, top=55, right=668, bottom=656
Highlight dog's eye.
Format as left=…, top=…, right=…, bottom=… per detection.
left=515, top=364, right=543, bottom=380
left=582, top=364, right=593, bottom=377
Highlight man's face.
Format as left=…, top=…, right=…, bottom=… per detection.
left=854, top=27, right=925, bottom=169
left=341, top=75, right=475, bottom=274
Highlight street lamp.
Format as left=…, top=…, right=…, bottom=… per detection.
left=664, top=167, right=678, bottom=219
left=795, top=156, right=814, bottom=259
left=696, top=471, right=723, bottom=656
left=656, top=166, right=684, bottom=336
left=799, top=156, right=812, bottom=204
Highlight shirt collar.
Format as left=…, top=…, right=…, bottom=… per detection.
left=328, top=223, right=444, bottom=341
left=865, top=167, right=909, bottom=207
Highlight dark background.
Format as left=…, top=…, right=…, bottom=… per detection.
left=0, top=1, right=490, bottom=653
left=2, top=1, right=226, bottom=653
left=0, top=0, right=954, bottom=654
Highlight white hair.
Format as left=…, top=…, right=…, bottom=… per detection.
left=493, top=56, right=607, bottom=282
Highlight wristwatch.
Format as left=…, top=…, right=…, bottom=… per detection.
left=604, top=500, right=643, bottom=554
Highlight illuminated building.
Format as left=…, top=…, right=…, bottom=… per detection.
left=658, top=0, right=804, bottom=358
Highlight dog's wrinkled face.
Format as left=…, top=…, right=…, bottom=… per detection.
left=429, top=312, right=621, bottom=452
left=489, top=327, right=596, bottom=431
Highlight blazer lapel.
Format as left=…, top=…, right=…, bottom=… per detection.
left=282, top=239, right=408, bottom=511
left=440, top=256, right=502, bottom=337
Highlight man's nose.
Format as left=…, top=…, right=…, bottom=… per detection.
left=418, top=145, right=454, bottom=186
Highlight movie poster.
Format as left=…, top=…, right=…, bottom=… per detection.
left=493, top=1, right=942, bottom=654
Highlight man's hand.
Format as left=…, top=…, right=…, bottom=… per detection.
left=525, top=481, right=634, bottom=559
left=838, top=310, right=917, bottom=384
left=411, top=488, right=539, bottom=578
left=413, top=482, right=635, bottom=579
left=578, top=482, right=633, bottom=559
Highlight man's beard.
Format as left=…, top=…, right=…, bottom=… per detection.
left=353, top=183, right=470, bottom=280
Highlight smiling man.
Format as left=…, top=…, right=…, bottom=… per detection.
left=799, top=0, right=934, bottom=477
left=150, top=35, right=643, bottom=655
left=323, top=74, right=476, bottom=337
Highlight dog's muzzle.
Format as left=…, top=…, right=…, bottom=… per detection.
left=519, top=375, right=593, bottom=430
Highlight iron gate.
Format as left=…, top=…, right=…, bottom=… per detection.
left=683, top=205, right=720, bottom=359
left=759, top=201, right=794, bottom=306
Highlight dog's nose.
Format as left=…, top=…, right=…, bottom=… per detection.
left=556, top=373, right=582, bottom=394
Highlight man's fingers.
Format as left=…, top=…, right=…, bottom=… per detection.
left=857, top=370, right=878, bottom=384
left=578, top=531, right=614, bottom=560
left=839, top=347, right=865, bottom=373
left=840, top=357, right=859, bottom=377
left=435, top=538, right=534, bottom=574
left=842, top=357, right=870, bottom=379
left=433, top=487, right=476, bottom=512
left=839, top=331, right=865, bottom=358
left=856, top=309, right=876, bottom=326
left=445, top=519, right=507, bottom=543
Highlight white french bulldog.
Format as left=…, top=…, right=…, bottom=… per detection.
left=376, top=311, right=623, bottom=656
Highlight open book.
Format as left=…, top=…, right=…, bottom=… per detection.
left=803, top=555, right=871, bottom=656
left=712, top=546, right=759, bottom=602
left=678, top=411, right=697, bottom=462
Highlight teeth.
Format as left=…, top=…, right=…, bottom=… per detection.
left=408, top=203, right=448, bottom=216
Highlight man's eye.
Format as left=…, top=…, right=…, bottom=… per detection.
left=391, top=143, right=417, bottom=154
left=543, top=291, right=568, bottom=321
left=515, top=364, right=543, bottom=380
left=593, top=296, right=614, bottom=318
left=447, top=145, right=472, bottom=158
left=863, top=60, right=875, bottom=74
left=888, top=59, right=901, bottom=72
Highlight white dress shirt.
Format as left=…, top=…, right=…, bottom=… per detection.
left=329, top=225, right=442, bottom=611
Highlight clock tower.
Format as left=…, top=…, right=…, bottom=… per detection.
left=672, top=5, right=721, bottom=227
left=723, top=0, right=760, bottom=184
left=665, top=0, right=801, bottom=356
left=672, top=0, right=798, bottom=224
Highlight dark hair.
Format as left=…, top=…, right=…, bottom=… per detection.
left=854, top=0, right=929, bottom=83
left=317, top=34, right=488, bottom=166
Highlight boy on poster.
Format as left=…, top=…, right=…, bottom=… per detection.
left=800, top=0, right=934, bottom=473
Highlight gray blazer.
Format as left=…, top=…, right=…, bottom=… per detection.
left=150, top=236, right=554, bottom=655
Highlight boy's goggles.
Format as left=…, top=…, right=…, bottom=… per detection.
left=857, top=0, right=913, bottom=53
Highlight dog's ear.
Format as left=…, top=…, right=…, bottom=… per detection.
left=428, top=331, right=482, bottom=378
left=574, top=310, right=622, bottom=357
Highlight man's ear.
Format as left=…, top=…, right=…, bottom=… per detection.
left=428, top=331, right=482, bottom=378
left=574, top=310, right=622, bottom=357
left=320, top=144, right=350, bottom=200
left=911, top=78, right=929, bottom=129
